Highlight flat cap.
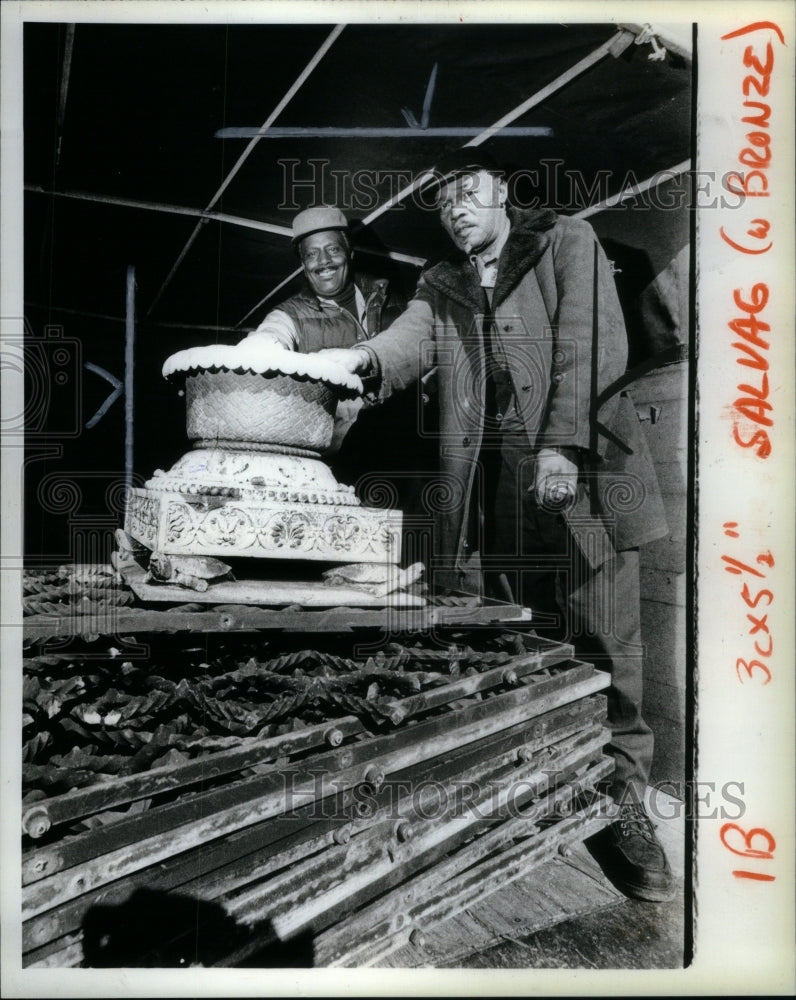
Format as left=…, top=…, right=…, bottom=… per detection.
left=292, top=206, right=349, bottom=244
left=418, top=148, right=505, bottom=197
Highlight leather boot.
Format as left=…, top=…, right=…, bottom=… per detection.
left=587, top=802, right=675, bottom=902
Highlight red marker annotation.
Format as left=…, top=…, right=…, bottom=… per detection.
left=720, top=20, right=785, bottom=459
left=720, top=822, right=777, bottom=882
left=729, top=283, right=772, bottom=458
left=720, top=19, right=784, bottom=206
left=715, top=19, right=784, bottom=897
left=721, top=522, right=774, bottom=685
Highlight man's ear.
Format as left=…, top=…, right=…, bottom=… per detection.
left=497, top=177, right=508, bottom=209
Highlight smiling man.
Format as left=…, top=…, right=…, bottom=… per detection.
left=320, top=150, right=673, bottom=904
left=247, top=206, right=405, bottom=353
left=244, top=206, right=414, bottom=461
left=242, top=206, right=436, bottom=527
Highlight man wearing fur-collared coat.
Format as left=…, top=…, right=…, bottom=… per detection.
left=323, top=153, right=674, bottom=902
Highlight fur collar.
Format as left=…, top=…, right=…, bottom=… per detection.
left=423, top=207, right=558, bottom=312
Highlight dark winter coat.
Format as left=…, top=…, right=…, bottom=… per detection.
left=362, top=208, right=667, bottom=590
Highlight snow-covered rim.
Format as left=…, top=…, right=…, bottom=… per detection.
left=162, top=343, right=363, bottom=394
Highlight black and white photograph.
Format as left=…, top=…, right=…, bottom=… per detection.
left=1, top=1, right=793, bottom=994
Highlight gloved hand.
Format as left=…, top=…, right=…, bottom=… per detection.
left=533, top=447, right=579, bottom=510
left=318, top=347, right=372, bottom=374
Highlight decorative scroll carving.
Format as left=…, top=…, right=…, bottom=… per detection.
left=126, top=491, right=401, bottom=564
left=125, top=493, right=160, bottom=548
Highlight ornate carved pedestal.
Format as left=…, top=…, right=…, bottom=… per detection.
left=123, top=346, right=410, bottom=604
left=126, top=487, right=401, bottom=565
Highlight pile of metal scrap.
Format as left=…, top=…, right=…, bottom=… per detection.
left=22, top=564, right=132, bottom=619
left=22, top=629, right=615, bottom=968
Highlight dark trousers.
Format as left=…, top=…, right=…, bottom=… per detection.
left=480, top=436, right=654, bottom=800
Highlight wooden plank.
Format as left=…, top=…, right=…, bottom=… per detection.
left=121, top=563, right=426, bottom=608
left=404, top=910, right=495, bottom=967
left=643, top=678, right=686, bottom=723
left=22, top=600, right=524, bottom=641
left=640, top=534, right=687, bottom=572
left=369, top=848, right=624, bottom=969
left=420, top=839, right=623, bottom=966
left=516, top=854, right=621, bottom=913
left=640, top=601, right=687, bottom=686
left=23, top=933, right=84, bottom=970
left=479, top=883, right=538, bottom=935
left=502, top=876, right=569, bottom=928
left=468, top=896, right=528, bottom=939
left=639, top=567, right=686, bottom=607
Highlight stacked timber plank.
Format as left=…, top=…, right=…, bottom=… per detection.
left=22, top=629, right=614, bottom=968
left=21, top=562, right=519, bottom=639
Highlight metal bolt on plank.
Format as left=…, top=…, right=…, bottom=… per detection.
left=409, top=928, right=426, bottom=949
left=225, top=738, right=610, bottom=939
left=333, top=825, right=352, bottom=846
left=394, top=820, right=414, bottom=843
left=22, top=808, right=51, bottom=840
left=363, top=765, right=385, bottom=789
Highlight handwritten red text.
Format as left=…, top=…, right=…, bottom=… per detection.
left=720, top=821, right=776, bottom=882
left=720, top=21, right=785, bottom=457
left=729, top=283, right=772, bottom=457
left=721, top=521, right=774, bottom=685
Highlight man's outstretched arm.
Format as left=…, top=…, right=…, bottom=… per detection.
left=322, top=279, right=439, bottom=398
left=243, top=309, right=299, bottom=350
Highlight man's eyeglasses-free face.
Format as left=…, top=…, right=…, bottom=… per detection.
left=301, top=243, right=348, bottom=263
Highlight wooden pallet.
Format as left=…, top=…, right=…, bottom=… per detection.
left=22, top=596, right=524, bottom=641
left=21, top=632, right=615, bottom=968
left=366, top=843, right=625, bottom=968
